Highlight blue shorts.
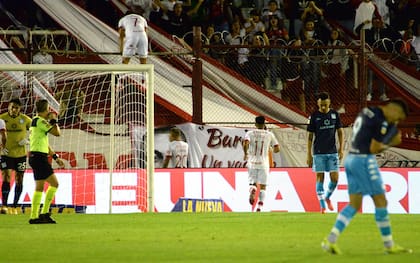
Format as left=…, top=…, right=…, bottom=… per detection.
left=344, top=154, right=385, bottom=196
left=312, top=153, right=339, bottom=172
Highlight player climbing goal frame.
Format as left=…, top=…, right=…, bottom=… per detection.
left=0, top=64, right=155, bottom=213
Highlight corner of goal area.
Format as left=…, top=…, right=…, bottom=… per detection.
left=171, top=198, right=224, bottom=213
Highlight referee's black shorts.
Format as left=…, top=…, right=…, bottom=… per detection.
left=29, top=152, right=54, bottom=180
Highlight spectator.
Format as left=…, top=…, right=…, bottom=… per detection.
left=153, top=0, right=188, bottom=24
left=244, top=32, right=269, bottom=89
left=118, top=7, right=149, bottom=64
left=206, top=24, right=226, bottom=63
left=188, top=0, right=208, bottom=27
left=374, top=0, right=390, bottom=26
left=163, top=127, right=189, bottom=168
left=225, top=20, right=249, bottom=73
left=324, top=28, right=350, bottom=107
left=265, top=15, right=289, bottom=91
left=244, top=9, right=266, bottom=37
left=164, top=1, right=205, bottom=37
left=283, top=0, right=308, bottom=39
left=32, top=43, right=55, bottom=89
left=300, top=1, right=329, bottom=42
left=354, top=0, right=381, bottom=35
left=125, top=0, right=160, bottom=20
left=207, top=0, right=230, bottom=32
left=324, top=0, right=355, bottom=34
left=386, top=0, right=418, bottom=32
left=261, top=0, right=285, bottom=29
left=363, top=16, right=401, bottom=101
left=412, top=24, right=420, bottom=71
left=297, top=19, right=323, bottom=105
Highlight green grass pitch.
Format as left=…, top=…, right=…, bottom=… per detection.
left=1, top=212, right=419, bottom=262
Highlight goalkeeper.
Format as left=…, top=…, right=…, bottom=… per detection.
left=0, top=99, right=31, bottom=215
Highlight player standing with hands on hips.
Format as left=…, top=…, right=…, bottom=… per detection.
left=307, top=92, right=344, bottom=213
left=0, top=99, right=31, bottom=214
left=243, top=116, right=280, bottom=212
left=28, top=100, right=65, bottom=224
left=322, top=99, right=412, bottom=254
left=118, top=6, right=148, bottom=64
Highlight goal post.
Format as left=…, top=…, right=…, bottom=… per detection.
left=0, top=64, right=155, bottom=213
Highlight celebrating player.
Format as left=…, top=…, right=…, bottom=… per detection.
left=28, top=100, right=65, bottom=224
left=243, top=116, right=280, bottom=212
left=163, top=127, right=189, bottom=168
left=322, top=99, right=412, bottom=254
left=307, top=92, right=344, bottom=213
left=0, top=99, right=32, bottom=214
left=118, top=6, right=148, bottom=64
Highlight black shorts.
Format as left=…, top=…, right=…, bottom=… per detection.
left=29, top=152, right=54, bottom=180
left=1, top=156, right=27, bottom=172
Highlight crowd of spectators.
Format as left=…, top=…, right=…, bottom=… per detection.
left=124, top=0, right=419, bottom=90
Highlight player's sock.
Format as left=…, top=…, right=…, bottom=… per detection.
left=41, top=186, right=57, bottom=214
left=328, top=205, right=357, bottom=243
left=375, top=207, right=394, bottom=248
left=316, top=182, right=326, bottom=209
left=30, top=191, right=43, bottom=219
left=257, top=190, right=265, bottom=210
left=2, top=181, right=10, bottom=206
left=258, top=190, right=266, bottom=203
left=325, top=181, right=337, bottom=200
left=13, top=183, right=23, bottom=208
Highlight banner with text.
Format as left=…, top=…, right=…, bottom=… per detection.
left=1, top=168, right=419, bottom=214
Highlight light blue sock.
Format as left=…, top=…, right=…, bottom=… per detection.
left=375, top=207, right=394, bottom=248
left=325, top=181, right=337, bottom=200
left=316, top=182, right=326, bottom=209
left=328, top=205, right=357, bottom=243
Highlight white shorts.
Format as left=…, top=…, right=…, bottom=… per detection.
left=122, top=32, right=148, bottom=58
left=248, top=167, right=269, bottom=185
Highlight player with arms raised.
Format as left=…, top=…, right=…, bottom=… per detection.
left=322, top=99, right=412, bottom=254
left=118, top=6, right=148, bottom=64
left=0, top=99, right=32, bottom=214
left=163, top=127, right=189, bottom=168
left=243, top=116, right=280, bottom=212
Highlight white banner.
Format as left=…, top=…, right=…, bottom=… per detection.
left=168, top=123, right=419, bottom=168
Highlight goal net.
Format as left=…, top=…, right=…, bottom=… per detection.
left=0, top=64, right=155, bottom=213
